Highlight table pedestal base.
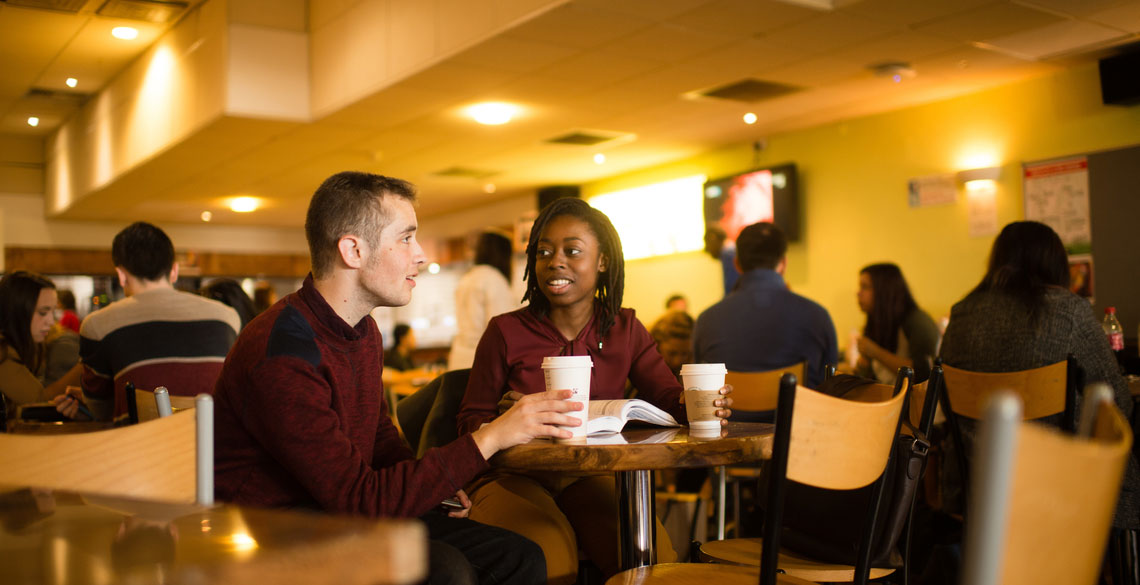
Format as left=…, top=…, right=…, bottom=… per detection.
left=616, top=469, right=656, bottom=569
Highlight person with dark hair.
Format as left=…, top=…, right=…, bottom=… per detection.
left=67, top=222, right=240, bottom=419
left=252, top=281, right=277, bottom=314
left=663, top=293, right=687, bottom=313
left=384, top=322, right=416, bottom=371
left=448, top=229, right=518, bottom=370
left=854, top=263, right=940, bottom=384
left=939, top=220, right=1137, bottom=527
left=200, top=279, right=257, bottom=330
left=55, top=289, right=80, bottom=333
left=457, top=197, right=732, bottom=584
left=650, top=309, right=694, bottom=379
left=214, top=171, right=580, bottom=585
left=693, top=221, right=838, bottom=391
left=0, top=271, right=82, bottom=409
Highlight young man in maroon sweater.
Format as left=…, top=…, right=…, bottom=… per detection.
left=213, top=172, right=583, bottom=585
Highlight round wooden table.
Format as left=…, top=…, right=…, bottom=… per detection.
left=489, top=422, right=773, bottom=569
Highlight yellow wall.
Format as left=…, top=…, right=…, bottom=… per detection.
left=584, top=62, right=1140, bottom=347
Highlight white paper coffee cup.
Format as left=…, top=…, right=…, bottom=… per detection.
left=680, top=363, right=726, bottom=431
left=542, top=355, right=593, bottom=439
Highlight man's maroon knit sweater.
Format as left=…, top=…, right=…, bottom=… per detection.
left=214, top=276, right=487, bottom=518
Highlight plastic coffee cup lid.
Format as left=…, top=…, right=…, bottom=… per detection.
left=679, top=363, right=726, bottom=375
left=542, top=355, right=594, bottom=368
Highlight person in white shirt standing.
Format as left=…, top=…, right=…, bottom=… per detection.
left=449, top=230, right=518, bottom=370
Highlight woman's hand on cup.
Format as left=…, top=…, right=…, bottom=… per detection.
left=715, top=384, right=733, bottom=424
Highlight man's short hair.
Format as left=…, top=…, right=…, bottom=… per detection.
left=305, top=171, right=417, bottom=278
left=735, top=222, right=787, bottom=271
left=112, top=222, right=175, bottom=281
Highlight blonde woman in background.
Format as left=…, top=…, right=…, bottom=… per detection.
left=447, top=230, right=518, bottom=370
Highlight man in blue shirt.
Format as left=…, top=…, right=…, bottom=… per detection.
left=693, top=222, right=838, bottom=393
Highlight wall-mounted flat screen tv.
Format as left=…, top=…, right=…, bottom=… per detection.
left=703, top=163, right=800, bottom=242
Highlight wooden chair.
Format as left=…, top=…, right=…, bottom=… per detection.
left=0, top=394, right=215, bottom=505
left=607, top=372, right=909, bottom=585
left=960, top=385, right=1130, bottom=585
left=725, top=362, right=807, bottom=412
left=940, top=356, right=1080, bottom=512
left=713, top=362, right=807, bottom=538
left=698, top=370, right=917, bottom=583
left=127, top=383, right=198, bottom=423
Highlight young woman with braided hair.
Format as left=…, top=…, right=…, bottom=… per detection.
left=456, top=197, right=732, bottom=584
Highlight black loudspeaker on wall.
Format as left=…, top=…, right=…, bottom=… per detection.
left=1099, top=50, right=1140, bottom=106
left=536, top=185, right=580, bottom=210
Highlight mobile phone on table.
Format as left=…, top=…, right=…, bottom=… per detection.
left=440, top=497, right=464, bottom=510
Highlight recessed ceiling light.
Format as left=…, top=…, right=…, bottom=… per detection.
left=743, top=112, right=758, bottom=124
left=428, top=263, right=441, bottom=275
left=466, top=102, right=518, bottom=125
left=27, top=117, right=40, bottom=127
left=65, top=78, right=78, bottom=88
left=483, top=183, right=496, bottom=194
left=593, top=153, right=606, bottom=164
left=201, top=211, right=213, bottom=222
left=112, top=26, right=139, bottom=40
left=230, top=197, right=259, bottom=213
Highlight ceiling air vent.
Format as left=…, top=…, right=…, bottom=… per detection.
left=431, top=166, right=500, bottom=179
left=97, top=0, right=189, bottom=23
left=544, top=129, right=635, bottom=147
left=692, top=78, right=802, bottom=103
left=26, top=87, right=87, bottom=104
left=3, top=0, right=88, bottom=13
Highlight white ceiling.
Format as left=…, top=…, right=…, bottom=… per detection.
left=2, top=0, right=1139, bottom=227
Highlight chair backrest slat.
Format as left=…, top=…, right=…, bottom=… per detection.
left=962, top=390, right=1131, bottom=585
left=942, top=360, right=1067, bottom=420
left=0, top=409, right=200, bottom=503
left=724, top=362, right=806, bottom=412
left=786, top=377, right=909, bottom=490
left=135, top=387, right=199, bottom=423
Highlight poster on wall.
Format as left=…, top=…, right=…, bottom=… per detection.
left=1068, top=253, right=1094, bottom=302
left=1023, top=157, right=1091, bottom=253
left=907, top=173, right=957, bottom=208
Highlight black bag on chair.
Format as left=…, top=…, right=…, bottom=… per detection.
left=772, top=372, right=939, bottom=568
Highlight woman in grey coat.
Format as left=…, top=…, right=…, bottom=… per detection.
left=940, top=220, right=1137, bottom=529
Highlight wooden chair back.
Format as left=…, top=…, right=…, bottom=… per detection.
left=760, top=372, right=908, bottom=585
left=724, top=362, right=807, bottom=412
left=940, top=357, right=1079, bottom=515
left=0, top=395, right=215, bottom=505
left=961, top=387, right=1130, bottom=585
left=133, top=386, right=198, bottom=423
left=942, top=359, right=1072, bottom=421
left=786, top=377, right=909, bottom=491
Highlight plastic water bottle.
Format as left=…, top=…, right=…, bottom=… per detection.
left=1103, top=307, right=1124, bottom=356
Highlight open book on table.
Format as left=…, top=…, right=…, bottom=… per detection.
left=587, top=399, right=680, bottom=435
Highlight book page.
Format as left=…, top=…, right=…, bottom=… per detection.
left=587, top=399, right=679, bottom=435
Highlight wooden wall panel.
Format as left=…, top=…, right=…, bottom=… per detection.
left=4, top=247, right=311, bottom=278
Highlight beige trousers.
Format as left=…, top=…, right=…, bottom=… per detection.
left=467, top=471, right=677, bottom=585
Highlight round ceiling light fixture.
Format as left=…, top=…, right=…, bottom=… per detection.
left=466, top=102, right=518, bottom=125
left=112, top=26, right=139, bottom=40
left=229, top=197, right=259, bottom=213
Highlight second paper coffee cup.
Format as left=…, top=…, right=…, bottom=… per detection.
left=680, top=363, right=726, bottom=431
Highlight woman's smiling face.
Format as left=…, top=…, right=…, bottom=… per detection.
left=534, top=214, right=606, bottom=311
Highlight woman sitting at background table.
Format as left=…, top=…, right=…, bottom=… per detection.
left=939, top=220, right=1137, bottom=528
left=853, top=263, right=940, bottom=384
left=0, top=271, right=83, bottom=414
left=456, top=197, right=732, bottom=584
